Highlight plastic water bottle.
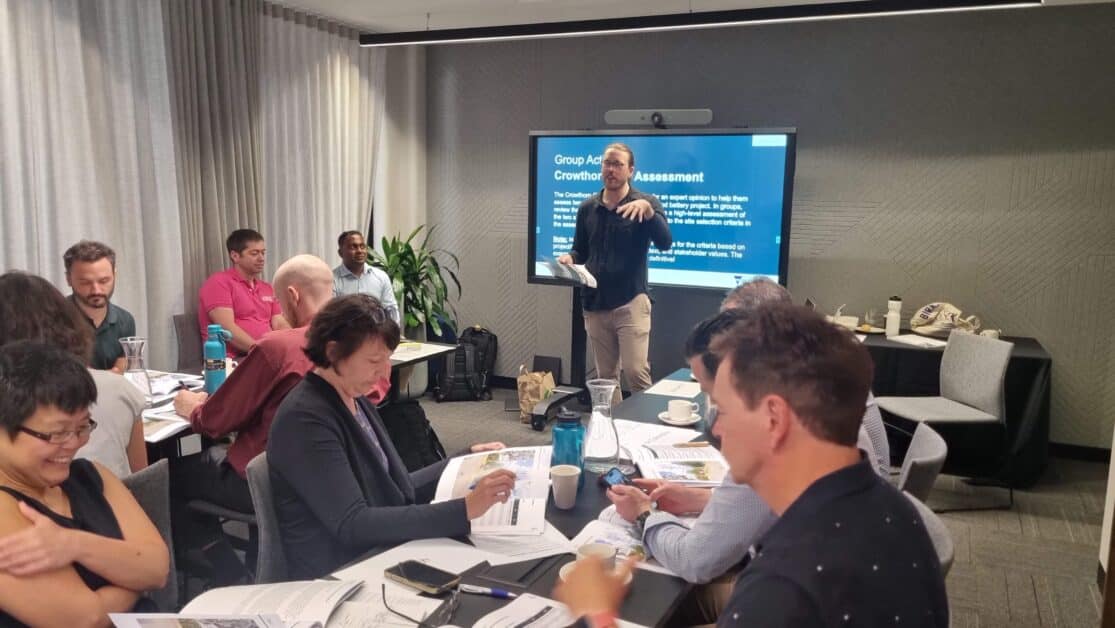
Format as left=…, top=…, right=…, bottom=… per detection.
left=203, top=324, right=231, bottom=394
left=885, top=297, right=902, bottom=338
left=550, top=407, right=585, bottom=491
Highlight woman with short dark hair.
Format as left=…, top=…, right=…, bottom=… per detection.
left=0, top=342, right=169, bottom=626
left=268, top=294, right=516, bottom=579
left=0, top=272, right=147, bottom=478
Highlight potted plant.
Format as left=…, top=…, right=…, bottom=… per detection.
left=368, top=224, right=461, bottom=340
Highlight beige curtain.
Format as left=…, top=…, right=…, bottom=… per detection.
left=163, top=0, right=264, bottom=306
left=373, top=46, right=427, bottom=247
left=258, top=5, right=385, bottom=269
left=0, top=0, right=185, bottom=368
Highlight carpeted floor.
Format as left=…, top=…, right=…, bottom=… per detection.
left=422, top=388, right=1107, bottom=628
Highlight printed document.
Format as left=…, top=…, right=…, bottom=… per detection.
left=473, top=593, right=648, bottom=628
left=434, top=446, right=551, bottom=535
left=642, top=379, right=702, bottom=398
left=468, top=521, right=575, bottom=565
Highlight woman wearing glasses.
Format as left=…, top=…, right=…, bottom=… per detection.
left=0, top=342, right=169, bottom=626
left=0, top=271, right=147, bottom=479
left=269, top=294, right=517, bottom=579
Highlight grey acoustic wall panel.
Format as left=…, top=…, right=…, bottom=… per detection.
left=426, top=5, right=1115, bottom=448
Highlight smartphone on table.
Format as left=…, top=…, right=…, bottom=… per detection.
left=384, top=560, right=461, bottom=595
left=599, top=466, right=635, bottom=489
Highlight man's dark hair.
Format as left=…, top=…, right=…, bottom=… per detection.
left=0, top=271, right=93, bottom=364
left=721, top=277, right=792, bottom=313
left=684, top=309, right=748, bottom=376
left=710, top=303, right=873, bottom=447
left=63, top=240, right=117, bottom=273
left=304, top=294, right=401, bottom=368
left=604, top=142, right=635, bottom=168
left=0, top=341, right=97, bottom=437
left=337, top=230, right=364, bottom=248
left=226, top=229, right=265, bottom=254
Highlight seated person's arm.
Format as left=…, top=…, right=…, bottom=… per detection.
left=207, top=307, right=258, bottom=354
left=0, top=495, right=121, bottom=627
left=610, top=480, right=774, bottom=584
left=125, top=418, right=148, bottom=473
left=180, top=345, right=283, bottom=437
left=270, top=313, right=291, bottom=331
left=0, top=464, right=169, bottom=592
left=110, top=356, right=127, bottom=374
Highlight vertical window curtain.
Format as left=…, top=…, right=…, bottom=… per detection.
left=0, top=0, right=185, bottom=367
left=162, top=0, right=264, bottom=307
left=258, top=5, right=384, bottom=270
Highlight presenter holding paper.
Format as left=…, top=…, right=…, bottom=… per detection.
left=558, top=143, right=672, bottom=393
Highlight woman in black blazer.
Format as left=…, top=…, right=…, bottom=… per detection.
left=268, top=294, right=516, bottom=579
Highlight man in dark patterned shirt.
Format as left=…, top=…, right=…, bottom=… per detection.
left=557, top=304, right=948, bottom=628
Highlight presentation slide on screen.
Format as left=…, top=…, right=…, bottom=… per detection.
left=533, top=133, right=790, bottom=290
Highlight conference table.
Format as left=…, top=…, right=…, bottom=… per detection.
left=399, top=372, right=703, bottom=627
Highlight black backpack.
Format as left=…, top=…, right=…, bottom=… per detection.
left=377, top=399, right=447, bottom=472
left=435, top=326, right=497, bottom=402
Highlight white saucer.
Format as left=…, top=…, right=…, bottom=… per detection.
left=657, top=411, right=701, bottom=426
left=559, top=562, right=634, bottom=585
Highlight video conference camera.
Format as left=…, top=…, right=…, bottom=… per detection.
left=604, top=109, right=713, bottom=129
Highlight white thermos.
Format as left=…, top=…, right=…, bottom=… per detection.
left=885, top=297, right=902, bottom=337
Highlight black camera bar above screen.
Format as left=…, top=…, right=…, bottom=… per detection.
left=527, top=128, right=796, bottom=291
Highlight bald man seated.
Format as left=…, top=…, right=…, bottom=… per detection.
left=171, top=255, right=390, bottom=582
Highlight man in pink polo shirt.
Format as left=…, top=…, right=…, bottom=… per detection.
left=198, top=229, right=291, bottom=357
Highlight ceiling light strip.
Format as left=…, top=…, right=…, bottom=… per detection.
left=358, top=0, right=1040, bottom=47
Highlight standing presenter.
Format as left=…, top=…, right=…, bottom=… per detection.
left=559, top=143, right=672, bottom=393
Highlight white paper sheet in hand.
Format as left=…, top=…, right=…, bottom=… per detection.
left=642, top=379, right=702, bottom=398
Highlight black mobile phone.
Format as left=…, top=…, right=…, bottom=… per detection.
left=384, top=560, right=461, bottom=595
left=599, top=466, right=633, bottom=489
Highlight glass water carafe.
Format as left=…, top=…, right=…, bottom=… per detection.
left=583, top=378, right=620, bottom=473
left=119, top=336, right=152, bottom=406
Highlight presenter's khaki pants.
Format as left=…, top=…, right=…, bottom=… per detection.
left=583, top=293, right=653, bottom=394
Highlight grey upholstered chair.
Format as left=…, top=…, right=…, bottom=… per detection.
left=896, top=422, right=948, bottom=503
left=877, top=330, right=1015, bottom=509
left=122, top=459, right=180, bottom=611
left=246, top=453, right=286, bottom=583
left=173, top=313, right=203, bottom=374
left=904, top=492, right=955, bottom=577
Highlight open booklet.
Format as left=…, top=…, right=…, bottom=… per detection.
left=570, top=505, right=695, bottom=577
left=141, top=403, right=191, bottom=443
left=633, top=444, right=727, bottom=487
left=542, top=258, right=597, bottom=288
left=434, top=446, right=552, bottom=536
left=110, top=580, right=362, bottom=628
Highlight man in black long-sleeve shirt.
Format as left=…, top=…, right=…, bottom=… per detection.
left=558, top=143, right=672, bottom=392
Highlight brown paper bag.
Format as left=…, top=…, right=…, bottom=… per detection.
left=517, top=364, right=555, bottom=423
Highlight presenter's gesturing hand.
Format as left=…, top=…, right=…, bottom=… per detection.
left=465, top=468, right=518, bottom=520
left=616, top=199, right=654, bottom=222
left=557, top=254, right=574, bottom=265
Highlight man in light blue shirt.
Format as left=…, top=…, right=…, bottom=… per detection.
left=332, top=230, right=401, bottom=326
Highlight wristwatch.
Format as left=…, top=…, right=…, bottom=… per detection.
left=634, top=506, right=654, bottom=533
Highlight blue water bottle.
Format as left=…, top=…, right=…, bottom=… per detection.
left=550, top=406, right=585, bottom=491
left=203, top=324, right=231, bottom=394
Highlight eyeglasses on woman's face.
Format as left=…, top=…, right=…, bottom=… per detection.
left=17, top=419, right=98, bottom=445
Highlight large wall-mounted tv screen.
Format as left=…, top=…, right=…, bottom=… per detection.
left=528, top=129, right=796, bottom=290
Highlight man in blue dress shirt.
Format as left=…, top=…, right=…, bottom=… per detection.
left=332, top=230, right=401, bottom=326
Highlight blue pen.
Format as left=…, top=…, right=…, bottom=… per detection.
left=459, top=583, right=518, bottom=599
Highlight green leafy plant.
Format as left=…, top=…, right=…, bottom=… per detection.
left=368, top=225, right=461, bottom=337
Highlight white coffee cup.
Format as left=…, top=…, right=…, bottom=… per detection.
left=550, top=465, right=581, bottom=510
left=668, top=399, right=699, bottom=422
left=577, top=542, right=618, bottom=569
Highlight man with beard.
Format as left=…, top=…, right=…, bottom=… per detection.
left=332, top=230, right=401, bottom=326
left=64, top=241, right=136, bottom=373
left=198, top=229, right=290, bottom=357
left=558, top=143, right=672, bottom=393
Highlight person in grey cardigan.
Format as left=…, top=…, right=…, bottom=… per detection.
left=268, top=294, right=515, bottom=579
